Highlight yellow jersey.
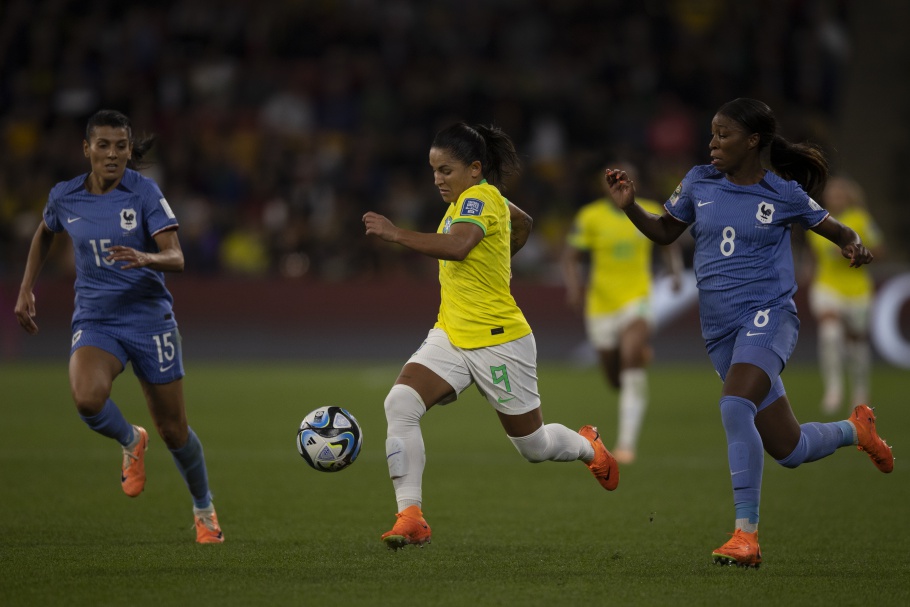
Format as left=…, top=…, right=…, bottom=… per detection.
left=434, top=182, right=532, bottom=348
left=807, top=207, right=882, bottom=298
left=567, top=197, right=663, bottom=315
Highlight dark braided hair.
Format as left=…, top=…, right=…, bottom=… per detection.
left=85, top=109, right=156, bottom=169
left=431, top=122, right=521, bottom=190
left=717, top=98, right=828, bottom=198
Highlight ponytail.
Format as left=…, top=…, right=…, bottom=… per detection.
left=717, top=98, right=829, bottom=198
left=471, top=124, right=521, bottom=189
left=768, top=134, right=828, bottom=198
left=128, top=135, right=157, bottom=169
left=432, top=122, right=521, bottom=190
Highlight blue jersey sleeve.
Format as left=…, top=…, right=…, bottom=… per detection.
left=43, top=185, right=64, bottom=233
left=789, top=185, right=829, bottom=229
left=664, top=167, right=704, bottom=224
left=137, top=176, right=178, bottom=236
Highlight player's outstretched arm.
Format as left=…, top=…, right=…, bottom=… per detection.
left=363, top=211, right=483, bottom=261
left=15, top=221, right=56, bottom=335
left=106, top=228, right=185, bottom=272
left=605, top=168, right=687, bottom=245
left=810, top=215, right=873, bottom=268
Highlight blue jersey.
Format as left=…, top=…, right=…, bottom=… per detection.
left=664, top=165, right=828, bottom=340
left=43, top=169, right=180, bottom=330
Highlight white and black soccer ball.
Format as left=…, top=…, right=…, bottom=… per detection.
left=296, top=406, right=363, bottom=472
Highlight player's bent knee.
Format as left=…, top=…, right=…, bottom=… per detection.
left=158, top=425, right=188, bottom=450
left=509, top=426, right=549, bottom=463
left=72, top=394, right=107, bottom=417
left=384, top=384, right=426, bottom=426
left=775, top=433, right=808, bottom=469
left=520, top=452, right=547, bottom=463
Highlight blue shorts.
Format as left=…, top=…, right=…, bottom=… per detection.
left=70, top=322, right=185, bottom=384
left=705, top=307, right=799, bottom=411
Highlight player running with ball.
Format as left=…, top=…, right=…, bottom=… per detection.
left=364, top=122, right=618, bottom=550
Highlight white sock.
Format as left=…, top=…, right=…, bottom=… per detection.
left=818, top=320, right=844, bottom=406
left=509, top=424, right=594, bottom=463
left=847, top=340, right=871, bottom=405
left=384, top=384, right=427, bottom=512
left=616, top=368, right=647, bottom=452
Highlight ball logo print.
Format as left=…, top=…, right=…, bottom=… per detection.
left=296, top=406, right=363, bottom=472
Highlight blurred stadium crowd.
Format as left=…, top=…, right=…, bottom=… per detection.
left=0, top=0, right=852, bottom=282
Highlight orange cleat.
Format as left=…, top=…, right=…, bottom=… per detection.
left=121, top=426, right=148, bottom=497
left=712, top=529, right=762, bottom=568
left=194, top=507, right=224, bottom=544
left=381, top=505, right=431, bottom=550
left=850, top=405, right=894, bottom=473
left=579, top=425, right=619, bottom=491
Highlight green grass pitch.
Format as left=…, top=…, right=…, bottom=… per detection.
left=1, top=361, right=908, bottom=606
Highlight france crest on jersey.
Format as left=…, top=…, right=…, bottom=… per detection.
left=121, top=208, right=138, bottom=231
left=664, top=165, right=828, bottom=339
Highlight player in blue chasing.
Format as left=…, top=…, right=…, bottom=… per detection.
left=14, top=110, right=223, bottom=544
left=604, top=98, right=893, bottom=568
left=364, top=122, right=619, bottom=550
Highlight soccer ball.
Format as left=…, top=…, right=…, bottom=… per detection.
left=296, top=406, right=363, bottom=472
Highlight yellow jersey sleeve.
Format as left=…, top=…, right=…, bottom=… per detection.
left=434, top=182, right=532, bottom=348
left=808, top=207, right=880, bottom=297
left=567, top=198, right=660, bottom=315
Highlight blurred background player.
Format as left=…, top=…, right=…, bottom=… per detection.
left=13, top=110, right=223, bottom=544
left=363, top=122, right=619, bottom=550
left=804, top=176, right=885, bottom=414
left=562, top=161, right=683, bottom=464
left=605, top=97, right=893, bottom=568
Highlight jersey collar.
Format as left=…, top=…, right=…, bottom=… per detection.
left=69, top=170, right=137, bottom=195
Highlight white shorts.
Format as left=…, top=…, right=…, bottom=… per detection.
left=406, top=328, right=541, bottom=415
left=809, top=285, right=870, bottom=333
left=585, top=298, right=652, bottom=350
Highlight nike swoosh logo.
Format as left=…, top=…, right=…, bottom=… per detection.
left=497, top=396, right=515, bottom=403
left=67, top=217, right=82, bottom=223
left=746, top=331, right=766, bottom=336
left=160, top=363, right=175, bottom=372
left=386, top=450, right=402, bottom=459
left=697, top=201, right=714, bottom=207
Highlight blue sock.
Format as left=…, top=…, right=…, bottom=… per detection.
left=80, top=399, right=134, bottom=446
left=169, top=428, right=212, bottom=509
left=836, top=420, right=856, bottom=446
left=719, top=395, right=763, bottom=524
left=776, top=421, right=854, bottom=468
